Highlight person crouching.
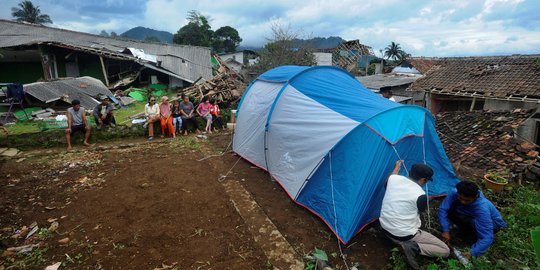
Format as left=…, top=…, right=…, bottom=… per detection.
left=380, top=160, right=450, bottom=269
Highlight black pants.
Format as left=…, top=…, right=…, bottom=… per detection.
left=94, top=114, right=116, bottom=126
left=449, top=210, right=477, bottom=241
left=181, top=117, right=198, bottom=132
left=212, top=116, right=224, bottom=129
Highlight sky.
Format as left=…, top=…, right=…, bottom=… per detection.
left=2, top=0, right=539, bottom=57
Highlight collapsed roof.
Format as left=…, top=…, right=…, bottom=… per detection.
left=0, top=20, right=212, bottom=84
left=24, top=77, right=112, bottom=109
left=357, top=73, right=419, bottom=91
left=435, top=109, right=536, bottom=174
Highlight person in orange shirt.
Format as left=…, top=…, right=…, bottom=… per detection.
left=159, top=96, right=175, bottom=138
left=210, top=99, right=224, bottom=131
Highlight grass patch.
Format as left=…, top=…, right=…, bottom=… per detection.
left=0, top=101, right=146, bottom=139
left=114, top=101, right=146, bottom=124
left=3, top=245, right=49, bottom=269
left=169, top=136, right=200, bottom=150
left=2, top=121, right=40, bottom=136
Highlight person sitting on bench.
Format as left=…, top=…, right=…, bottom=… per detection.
left=93, top=96, right=116, bottom=128
left=66, top=99, right=91, bottom=151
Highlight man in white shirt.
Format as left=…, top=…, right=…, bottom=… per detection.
left=380, top=160, right=449, bottom=269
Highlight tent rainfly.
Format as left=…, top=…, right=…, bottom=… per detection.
left=232, top=65, right=459, bottom=243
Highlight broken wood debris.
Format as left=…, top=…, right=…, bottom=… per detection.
left=176, top=55, right=246, bottom=103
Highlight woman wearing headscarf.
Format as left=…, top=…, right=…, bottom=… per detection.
left=159, top=96, right=175, bottom=138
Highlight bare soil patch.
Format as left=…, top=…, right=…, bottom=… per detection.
left=1, top=133, right=392, bottom=269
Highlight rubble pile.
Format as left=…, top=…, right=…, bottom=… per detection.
left=180, top=72, right=246, bottom=103
left=178, top=56, right=246, bottom=103
left=436, top=109, right=538, bottom=174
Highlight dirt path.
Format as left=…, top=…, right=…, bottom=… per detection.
left=1, top=134, right=391, bottom=269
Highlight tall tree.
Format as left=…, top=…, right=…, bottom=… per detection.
left=249, top=22, right=315, bottom=77
left=384, top=41, right=406, bottom=61
left=397, top=50, right=411, bottom=61
left=11, top=0, right=52, bottom=24
left=213, top=26, right=242, bottom=53
left=173, top=10, right=213, bottom=47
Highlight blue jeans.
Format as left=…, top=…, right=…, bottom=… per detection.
left=172, top=116, right=182, bottom=133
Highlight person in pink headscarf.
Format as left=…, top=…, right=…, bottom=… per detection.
left=159, top=96, right=175, bottom=138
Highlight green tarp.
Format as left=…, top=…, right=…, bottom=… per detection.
left=128, top=85, right=168, bottom=102
left=14, top=107, right=41, bottom=121
left=128, top=91, right=146, bottom=102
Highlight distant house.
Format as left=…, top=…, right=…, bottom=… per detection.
left=218, top=50, right=260, bottom=72
left=0, top=20, right=212, bottom=90
left=408, top=54, right=540, bottom=145
left=322, top=40, right=374, bottom=72
left=219, top=51, right=244, bottom=72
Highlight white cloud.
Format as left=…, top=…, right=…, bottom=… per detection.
left=1, top=0, right=538, bottom=56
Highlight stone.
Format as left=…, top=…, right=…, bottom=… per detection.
left=140, top=183, right=149, bottom=188
left=58, top=237, right=70, bottom=244
left=520, top=141, right=536, bottom=152
left=1, top=148, right=19, bottom=157
left=1, top=250, right=15, bottom=257
left=526, top=151, right=539, bottom=158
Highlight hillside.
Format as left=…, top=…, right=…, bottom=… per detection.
left=240, top=36, right=346, bottom=51
left=293, top=36, right=346, bottom=49
left=121, top=27, right=173, bottom=43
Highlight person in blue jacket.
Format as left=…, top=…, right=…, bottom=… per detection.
left=438, top=181, right=507, bottom=258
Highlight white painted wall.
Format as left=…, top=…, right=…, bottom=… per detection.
left=313, top=52, right=332, bottom=66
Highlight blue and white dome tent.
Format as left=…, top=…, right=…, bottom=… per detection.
left=232, top=65, right=459, bottom=243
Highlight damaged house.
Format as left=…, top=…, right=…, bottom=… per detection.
left=0, top=20, right=212, bottom=108
left=409, top=55, right=540, bottom=147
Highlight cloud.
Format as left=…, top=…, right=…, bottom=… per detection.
left=505, top=36, right=519, bottom=43
left=0, top=0, right=538, bottom=56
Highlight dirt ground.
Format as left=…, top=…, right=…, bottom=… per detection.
left=1, top=133, right=392, bottom=269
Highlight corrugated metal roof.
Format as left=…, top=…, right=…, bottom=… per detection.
left=0, top=20, right=212, bottom=83
left=24, top=77, right=113, bottom=109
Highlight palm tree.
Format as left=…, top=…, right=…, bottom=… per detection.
left=384, top=42, right=405, bottom=61
left=397, top=51, right=411, bottom=61
left=11, top=0, right=53, bottom=24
